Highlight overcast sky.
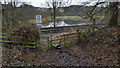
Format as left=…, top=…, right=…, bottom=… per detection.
left=23, top=0, right=108, bottom=7
left=24, top=0, right=80, bottom=7
left=1, top=0, right=81, bottom=7
left=1, top=0, right=119, bottom=7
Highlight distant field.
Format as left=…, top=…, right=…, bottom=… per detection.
left=29, top=16, right=85, bottom=24
left=29, top=16, right=105, bottom=24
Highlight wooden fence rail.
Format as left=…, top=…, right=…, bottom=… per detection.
left=40, top=30, right=81, bottom=48
left=0, top=30, right=81, bottom=49
left=0, top=32, right=37, bottom=48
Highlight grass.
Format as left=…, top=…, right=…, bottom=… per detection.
left=29, top=16, right=85, bottom=24
left=22, top=46, right=37, bottom=48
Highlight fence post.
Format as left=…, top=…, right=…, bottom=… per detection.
left=76, top=29, right=81, bottom=45
left=47, top=37, right=49, bottom=46
left=50, top=34, right=53, bottom=47
left=63, top=35, right=65, bottom=46
left=59, top=36, right=61, bottom=46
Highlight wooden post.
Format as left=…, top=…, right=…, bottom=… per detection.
left=38, top=26, right=41, bottom=49
left=59, top=36, right=61, bottom=45
left=50, top=34, right=53, bottom=47
left=76, top=29, right=81, bottom=45
left=63, top=35, right=65, bottom=46
left=47, top=37, right=49, bottom=46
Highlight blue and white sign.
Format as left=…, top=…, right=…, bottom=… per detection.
left=36, top=15, right=42, bottom=24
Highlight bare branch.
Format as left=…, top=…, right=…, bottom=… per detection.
left=42, top=0, right=72, bottom=27
left=88, top=2, right=106, bottom=17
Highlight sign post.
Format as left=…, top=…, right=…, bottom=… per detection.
left=36, top=15, right=42, bottom=46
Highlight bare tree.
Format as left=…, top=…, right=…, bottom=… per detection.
left=87, top=1, right=119, bottom=28
left=2, top=0, right=34, bottom=29
left=2, top=0, right=25, bottom=28
left=108, top=2, right=119, bottom=27
left=42, top=0, right=72, bottom=27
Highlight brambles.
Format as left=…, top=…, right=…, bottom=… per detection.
left=10, top=25, right=40, bottom=46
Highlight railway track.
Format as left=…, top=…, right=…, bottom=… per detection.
left=40, top=24, right=105, bottom=34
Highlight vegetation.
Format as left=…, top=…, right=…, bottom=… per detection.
left=10, top=25, right=40, bottom=47
left=42, top=0, right=72, bottom=27
left=2, top=26, right=120, bottom=66
left=1, top=0, right=120, bottom=67
left=87, top=2, right=119, bottom=28
left=108, top=2, right=119, bottom=27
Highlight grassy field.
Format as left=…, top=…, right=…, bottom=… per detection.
left=29, top=16, right=85, bottom=24
left=29, top=15, right=105, bottom=24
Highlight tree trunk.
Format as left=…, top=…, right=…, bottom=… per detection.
left=108, top=2, right=118, bottom=27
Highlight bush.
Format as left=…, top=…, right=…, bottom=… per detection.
left=10, top=25, right=40, bottom=46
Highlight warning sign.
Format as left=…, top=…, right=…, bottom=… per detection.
left=36, top=15, right=42, bottom=24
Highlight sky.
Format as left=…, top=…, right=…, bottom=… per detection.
left=24, top=0, right=80, bottom=7
left=1, top=0, right=119, bottom=7
left=22, top=0, right=109, bottom=7
left=1, top=0, right=81, bottom=7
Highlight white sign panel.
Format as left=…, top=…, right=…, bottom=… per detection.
left=36, top=15, right=42, bottom=24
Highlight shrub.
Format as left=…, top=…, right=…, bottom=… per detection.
left=10, top=25, right=40, bottom=46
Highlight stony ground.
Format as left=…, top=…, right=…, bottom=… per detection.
left=2, top=26, right=120, bottom=66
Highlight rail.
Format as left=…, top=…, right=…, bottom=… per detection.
left=0, top=30, right=81, bottom=49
